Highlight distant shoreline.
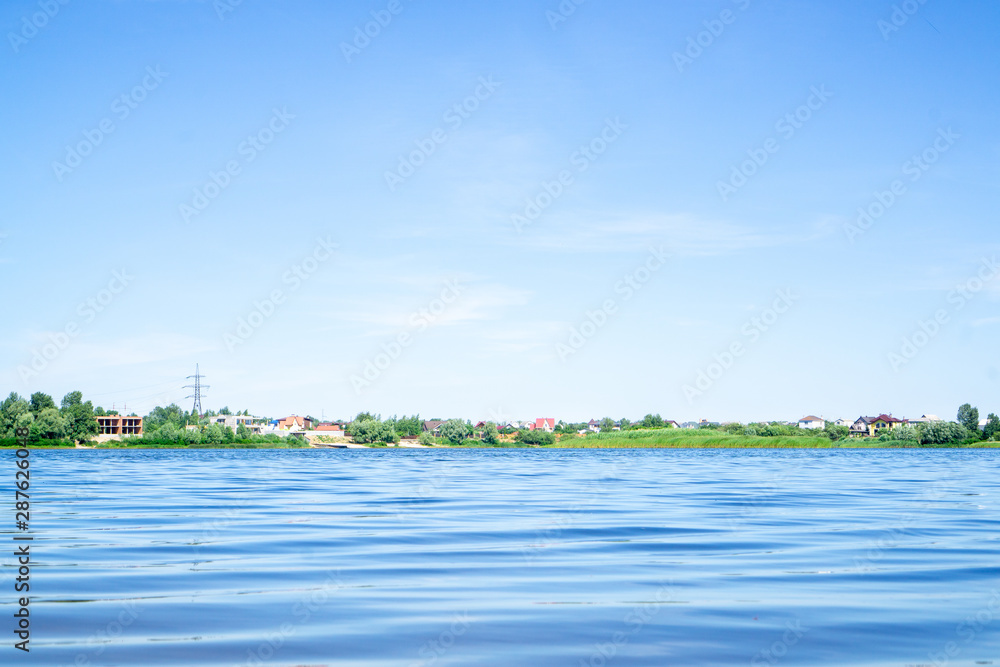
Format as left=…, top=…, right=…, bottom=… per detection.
left=3, top=442, right=997, bottom=450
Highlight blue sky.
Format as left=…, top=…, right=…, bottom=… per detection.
left=2, top=0, right=998, bottom=423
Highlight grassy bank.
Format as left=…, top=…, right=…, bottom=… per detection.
left=547, top=430, right=833, bottom=448
left=92, top=441, right=309, bottom=449
left=544, top=430, right=999, bottom=449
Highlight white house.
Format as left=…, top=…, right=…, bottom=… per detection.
left=909, top=414, right=942, bottom=425
left=798, top=415, right=825, bottom=430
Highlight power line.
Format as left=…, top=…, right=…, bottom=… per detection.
left=183, top=364, right=210, bottom=416
left=86, top=378, right=185, bottom=398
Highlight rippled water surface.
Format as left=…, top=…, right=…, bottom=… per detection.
left=5, top=449, right=1000, bottom=666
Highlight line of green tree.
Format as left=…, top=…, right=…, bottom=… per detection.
left=1, top=391, right=100, bottom=444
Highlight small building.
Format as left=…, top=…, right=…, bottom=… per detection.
left=666, top=420, right=680, bottom=429
left=798, top=415, right=825, bottom=430
left=535, top=418, right=555, bottom=432
left=315, top=421, right=344, bottom=432
left=207, top=414, right=261, bottom=434
left=909, top=414, right=942, bottom=425
left=587, top=419, right=600, bottom=433
left=96, top=415, right=143, bottom=436
left=850, top=414, right=906, bottom=437
left=422, top=420, right=446, bottom=434
left=276, top=415, right=313, bottom=432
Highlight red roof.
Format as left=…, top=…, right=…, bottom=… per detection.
left=535, top=418, right=555, bottom=429
left=316, top=423, right=342, bottom=432
left=875, top=414, right=904, bottom=423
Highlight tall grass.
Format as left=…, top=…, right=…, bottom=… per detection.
left=550, top=430, right=834, bottom=448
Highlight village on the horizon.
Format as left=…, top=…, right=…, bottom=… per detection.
left=91, top=409, right=993, bottom=443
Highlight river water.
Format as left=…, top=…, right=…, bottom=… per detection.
left=5, top=448, right=999, bottom=666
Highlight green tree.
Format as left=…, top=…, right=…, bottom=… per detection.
left=153, top=423, right=180, bottom=443
left=204, top=424, right=225, bottom=444
left=957, top=403, right=980, bottom=434
left=517, top=429, right=556, bottom=445
left=30, top=408, right=68, bottom=440
left=823, top=424, right=849, bottom=442
left=599, top=417, right=615, bottom=432
left=144, top=404, right=187, bottom=431
left=619, top=418, right=632, bottom=431
left=1, top=392, right=31, bottom=438
left=348, top=417, right=398, bottom=444
left=395, top=414, right=422, bottom=438
left=418, top=430, right=435, bottom=446
left=181, top=427, right=201, bottom=445
left=236, top=423, right=251, bottom=441
left=29, top=392, right=56, bottom=416
left=982, top=413, right=1000, bottom=441
left=438, top=419, right=471, bottom=445
left=482, top=422, right=499, bottom=445
left=918, top=421, right=970, bottom=445
left=641, top=414, right=664, bottom=429
left=60, top=391, right=98, bottom=443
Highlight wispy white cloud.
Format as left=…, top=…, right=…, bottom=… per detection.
left=508, top=212, right=797, bottom=256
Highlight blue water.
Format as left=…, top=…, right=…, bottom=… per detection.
left=4, top=449, right=1000, bottom=666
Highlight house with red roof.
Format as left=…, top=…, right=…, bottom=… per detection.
left=797, top=415, right=825, bottom=430
left=849, top=414, right=906, bottom=437
left=535, top=418, right=555, bottom=432
left=276, top=415, right=313, bottom=431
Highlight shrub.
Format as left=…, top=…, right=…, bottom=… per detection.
left=438, top=419, right=472, bottom=445
left=917, top=421, right=970, bottom=445
left=517, top=429, right=556, bottom=445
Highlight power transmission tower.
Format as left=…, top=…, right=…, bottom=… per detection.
left=184, top=364, right=210, bottom=417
